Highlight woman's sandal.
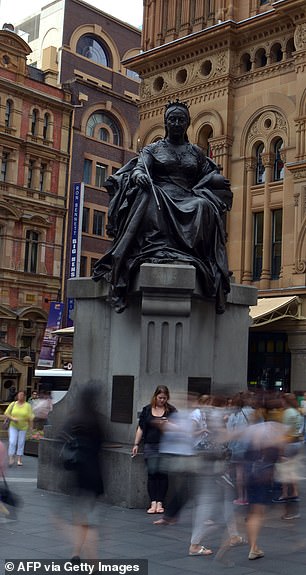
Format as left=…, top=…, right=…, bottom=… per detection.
left=189, top=546, right=213, bottom=556
left=156, top=503, right=164, bottom=513
left=147, top=504, right=157, bottom=514
left=229, top=535, right=248, bottom=547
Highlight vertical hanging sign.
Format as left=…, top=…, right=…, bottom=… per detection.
left=67, top=182, right=84, bottom=326
left=37, top=302, right=64, bottom=367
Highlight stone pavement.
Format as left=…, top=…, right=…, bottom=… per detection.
left=0, top=452, right=306, bottom=575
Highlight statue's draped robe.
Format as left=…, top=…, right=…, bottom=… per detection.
left=93, top=140, right=232, bottom=313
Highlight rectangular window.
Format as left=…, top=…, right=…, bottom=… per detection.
left=253, top=212, right=264, bottom=281
left=39, top=163, right=47, bottom=192
left=80, top=255, right=87, bottom=277
left=271, top=209, right=282, bottom=279
left=0, top=152, right=9, bottom=182
left=24, top=230, right=39, bottom=273
left=82, top=207, right=90, bottom=233
left=27, top=160, right=35, bottom=188
left=83, top=159, right=92, bottom=185
left=93, top=210, right=105, bottom=236
left=95, top=163, right=107, bottom=188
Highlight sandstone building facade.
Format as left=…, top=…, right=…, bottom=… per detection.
left=126, top=0, right=306, bottom=392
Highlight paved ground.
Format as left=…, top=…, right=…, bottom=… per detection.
left=1, top=450, right=306, bottom=575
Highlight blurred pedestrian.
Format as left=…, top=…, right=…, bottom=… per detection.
left=226, top=393, right=257, bottom=505
left=4, top=391, right=33, bottom=466
left=0, top=440, right=9, bottom=517
left=300, top=391, right=306, bottom=442
left=189, top=395, right=245, bottom=562
left=132, top=385, right=176, bottom=514
left=153, top=392, right=198, bottom=526
left=58, top=384, right=104, bottom=563
left=32, top=389, right=53, bottom=430
left=240, top=420, right=287, bottom=560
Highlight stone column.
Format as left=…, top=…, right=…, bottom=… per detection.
left=260, top=153, right=273, bottom=286
left=242, top=158, right=256, bottom=283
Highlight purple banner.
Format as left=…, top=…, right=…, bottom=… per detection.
left=67, top=182, right=84, bottom=326
left=37, top=302, right=64, bottom=368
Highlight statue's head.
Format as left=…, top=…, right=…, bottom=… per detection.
left=164, top=100, right=190, bottom=141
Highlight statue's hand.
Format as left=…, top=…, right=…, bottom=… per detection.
left=133, top=173, right=151, bottom=190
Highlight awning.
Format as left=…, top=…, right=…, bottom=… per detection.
left=52, top=326, right=74, bottom=336
left=249, top=296, right=300, bottom=327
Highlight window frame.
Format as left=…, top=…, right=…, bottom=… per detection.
left=253, top=211, right=264, bottom=281
left=24, top=229, right=39, bottom=274
left=271, top=209, right=282, bottom=279
left=76, top=34, right=110, bottom=67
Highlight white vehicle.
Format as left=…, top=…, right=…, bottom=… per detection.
left=34, top=368, right=72, bottom=404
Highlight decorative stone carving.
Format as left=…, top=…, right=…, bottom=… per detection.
left=294, top=23, right=306, bottom=50
left=213, top=50, right=228, bottom=76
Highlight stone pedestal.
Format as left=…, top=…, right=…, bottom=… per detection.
left=37, top=263, right=257, bottom=507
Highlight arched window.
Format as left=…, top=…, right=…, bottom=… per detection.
left=24, top=230, right=39, bottom=273
left=86, top=112, right=122, bottom=146
left=76, top=35, right=110, bottom=67
left=5, top=100, right=12, bottom=128
left=256, top=143, right=265, bottom=184
left=43, top=113, right=50, bottom=140
left=198, top=125, right=213, bottom=158
left=286, top=38, right=295, bottom=59
left=240, top=53, right=252, bottom=73
left=31, top=109, right=39, bottom=136
left=273, top=139, right=284, bottom=181
left=254, top=48, right=267, bottom=68
left=270, top=43, right=283, bottom=63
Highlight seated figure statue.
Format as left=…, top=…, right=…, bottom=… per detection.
left=92, top=100, right=233, bottom=314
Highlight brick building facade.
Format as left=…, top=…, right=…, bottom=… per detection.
left=0, top=26, right=72, bottom=397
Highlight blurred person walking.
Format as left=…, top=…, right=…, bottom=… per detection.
left=226, top=393, right=257, bottom=505
left=58, top=384, right=104, bottom=564
left=276, top=393, right=304, bottom=519
left=132, top=385, right=176, bottom=514
left=32, top=389, right=53, bottom=430
left=153, top=392, right=199, bottom=526
left=4, top=391, right=33, bottom=466
left=300, top=391, right=306, bottom=442
left=189, top=395, right=245, bottom=562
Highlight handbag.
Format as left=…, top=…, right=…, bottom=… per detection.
left=59, top=434, right=81, bottom=470
left=2, top=402, right=16, bottom=430
left=2, top=418, right=10, bottom=431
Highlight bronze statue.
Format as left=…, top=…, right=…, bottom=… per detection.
left=92, top=101, right=233, bottom=313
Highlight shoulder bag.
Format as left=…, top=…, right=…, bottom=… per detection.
left=59, top=433, right=81, bottom=470
left=2, top=402, right=16, bottom=430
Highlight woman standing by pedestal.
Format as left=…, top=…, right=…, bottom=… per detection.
left=4, top=391, right=33, bottom=466
left=132, top=385, right=176, bottom=514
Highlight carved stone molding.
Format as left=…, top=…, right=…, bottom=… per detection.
left=294, top=23, right=306, bottom=50
left=292, top=169, right=306, bottom=180
left=245, top=158, right=256, bottom=172
left=293, top=192, right=300, bottom=207
left=295, top=259, right=306, bottom=274
left=247, top=110, right=287, bottom=145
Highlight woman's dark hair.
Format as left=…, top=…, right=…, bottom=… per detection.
left=150, top=385, right=170, bottom=411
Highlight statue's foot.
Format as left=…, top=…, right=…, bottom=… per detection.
left=113, top=297, right=127, bottom=313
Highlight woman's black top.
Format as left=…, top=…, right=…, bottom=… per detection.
left=138, top=403, right=177, bottom=445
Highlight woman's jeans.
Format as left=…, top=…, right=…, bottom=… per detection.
left=8, top=426, right=27, bottom=456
